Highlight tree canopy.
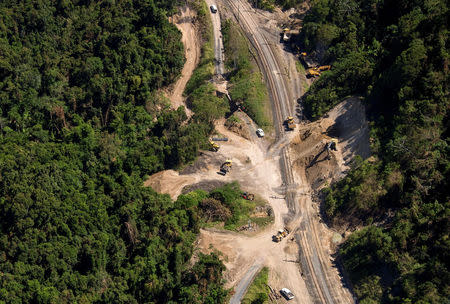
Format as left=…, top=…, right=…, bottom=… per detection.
left=0, top=0, right=229, bottom=302
left=298, top=0, right=449, bottom=302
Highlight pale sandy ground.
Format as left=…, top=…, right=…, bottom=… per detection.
left=149, top=2, right=369, bottom=302
left=145, top=97, right=369, bottom=303
left=167, top=6, right=200, bottom=117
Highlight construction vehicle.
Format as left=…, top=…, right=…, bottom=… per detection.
left=325, top=139, right=338, bottom=159
left=299, top=52, right=315, bottom=68
left=241, top=192, right=255, bottom=200
left=285, top=116, right=295, bottom=131
left=306, top=65, right=332, bottom=78
left=209, top=140, right=219, bottom=152
left=306, top=68, right=321, bottom=78
left=317, top=65, right=331, bottom=71
left=218, top=160, right=232, bottom=176
left=282, top=28, right=291, bottom=42
left=272, top=227, right=290, bottom=242
left=280, top=288, right=295, bottom=300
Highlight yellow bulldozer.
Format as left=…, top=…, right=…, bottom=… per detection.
left=272, top=227, right=290, bottom=242
left=209, top=140, right=220, bottom=152
left=285, top=116, right=295, bottom=131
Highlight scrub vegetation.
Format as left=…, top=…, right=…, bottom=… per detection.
left=296, top=0, right=449, bottom=303
left=222, top=19, right=272, bottom=130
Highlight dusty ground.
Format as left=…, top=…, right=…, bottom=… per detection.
left=146, top=3, right=370, bottom=303
left=144, top=96, right=369, bottom=303
left=166, top=6, right=200, bottom=117
left=291, top=97, right=371, bottom=191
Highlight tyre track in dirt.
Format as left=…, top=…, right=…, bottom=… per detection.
left=168, top=6, right=200, bottom=117
left=221, top=1, right=353, bottom=303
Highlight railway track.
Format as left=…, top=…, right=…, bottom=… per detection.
left=223, top=1, right=353, bottom=303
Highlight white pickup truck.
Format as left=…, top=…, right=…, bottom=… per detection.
left=280, top=288, right=295, bottom=300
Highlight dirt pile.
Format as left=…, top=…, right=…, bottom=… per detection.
left=225, top=117, right=251, bottom=140
left=290, top=97, right=371, bottom=191
left=144, top=170, right=195, bottom=199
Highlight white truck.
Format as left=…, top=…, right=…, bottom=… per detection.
left=280, top=288, right=295, bottom=300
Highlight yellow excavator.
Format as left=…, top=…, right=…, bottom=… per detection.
left=318, top=65, right=331, bottom=71
left=209, top=140, right=220, bottom=152
left=306, top=65, right=332, bottom=78
left=306, top=68, right=320, bottom=78
left=285, top=116, right=295, bottom=131
left=219, top=160, right=232, bottom=176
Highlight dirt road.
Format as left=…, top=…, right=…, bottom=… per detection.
left=168, top=6, right=200, bottom=116
left=205, top=0, right=225, bottom=75
left=149, top=2, right=361, bottom=303
left=220, top=1, right=355, bottom=303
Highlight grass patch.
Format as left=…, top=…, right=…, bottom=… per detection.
left=222, top=19, right=272, bottom=131
left=184, top=0, right=215, bottom=96
left=193, top=182, right=274, bottom=232
left=296, top=60, right=310, bottom=92
left=226, top=114, right=242, bottom=124
left=295, top=60, right=305, bottom=73
left=242, top=267, right=270, bottom=304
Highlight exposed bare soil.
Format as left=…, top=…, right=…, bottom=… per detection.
left=166, top=6, right=200, bottom=117
left=146, top=3, right=370, bottom=303
left=291, top=97, right=371, bottom=191
left=144, top=97, right=369, bottom=303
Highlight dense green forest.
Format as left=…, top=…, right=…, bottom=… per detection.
left=297, top=0, right=449, bottom=303
left=0, top=0, right=229, bottom=302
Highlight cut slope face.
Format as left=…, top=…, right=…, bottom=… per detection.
left=291, top=97, right=371, bottom=191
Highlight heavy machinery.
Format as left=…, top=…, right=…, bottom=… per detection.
left=218, top=160, right=232, bottom=176
left=285, top=116, right=295, bottom=131
left=317, top=65, right=331, bottom=71
left=306, top=68, right=321, bottom=78
left=306, top=65, right=332, bottom=78
left=272, top=227, right=290, bottom=242
left=282, top=28, right=291, bottom=42
left=209, top=140, right=219, bottom=152
left=299, top=52, right=315, bottom=68
left=241, top=192, right=255, bottom=200
left=325, top=139, right=338, bottom=159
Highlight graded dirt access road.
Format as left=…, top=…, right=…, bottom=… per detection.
left=220, top=1, right=355, bottom=303
left=149, top=2, right=364, bottom=303
left=167, top=6, right=200, bottom=116
left=205, top=0, right=225, bottom=75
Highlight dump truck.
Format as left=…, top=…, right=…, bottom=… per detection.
left=272, top=227, right=290, bottom=242
left=218, top=160, right=232, bottom=176
left=209, top=140, right=219, bottom=152
left=285, top=116, right=295, bottom=131
left=241, top=192, right=255, bottom=200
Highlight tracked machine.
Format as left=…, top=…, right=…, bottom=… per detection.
left=285, top=116, right=295, bottom=131
left=218, top=160, right=232, bottom=176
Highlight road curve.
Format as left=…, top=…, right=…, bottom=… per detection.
left=222, top=0, right=354, bottom=303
